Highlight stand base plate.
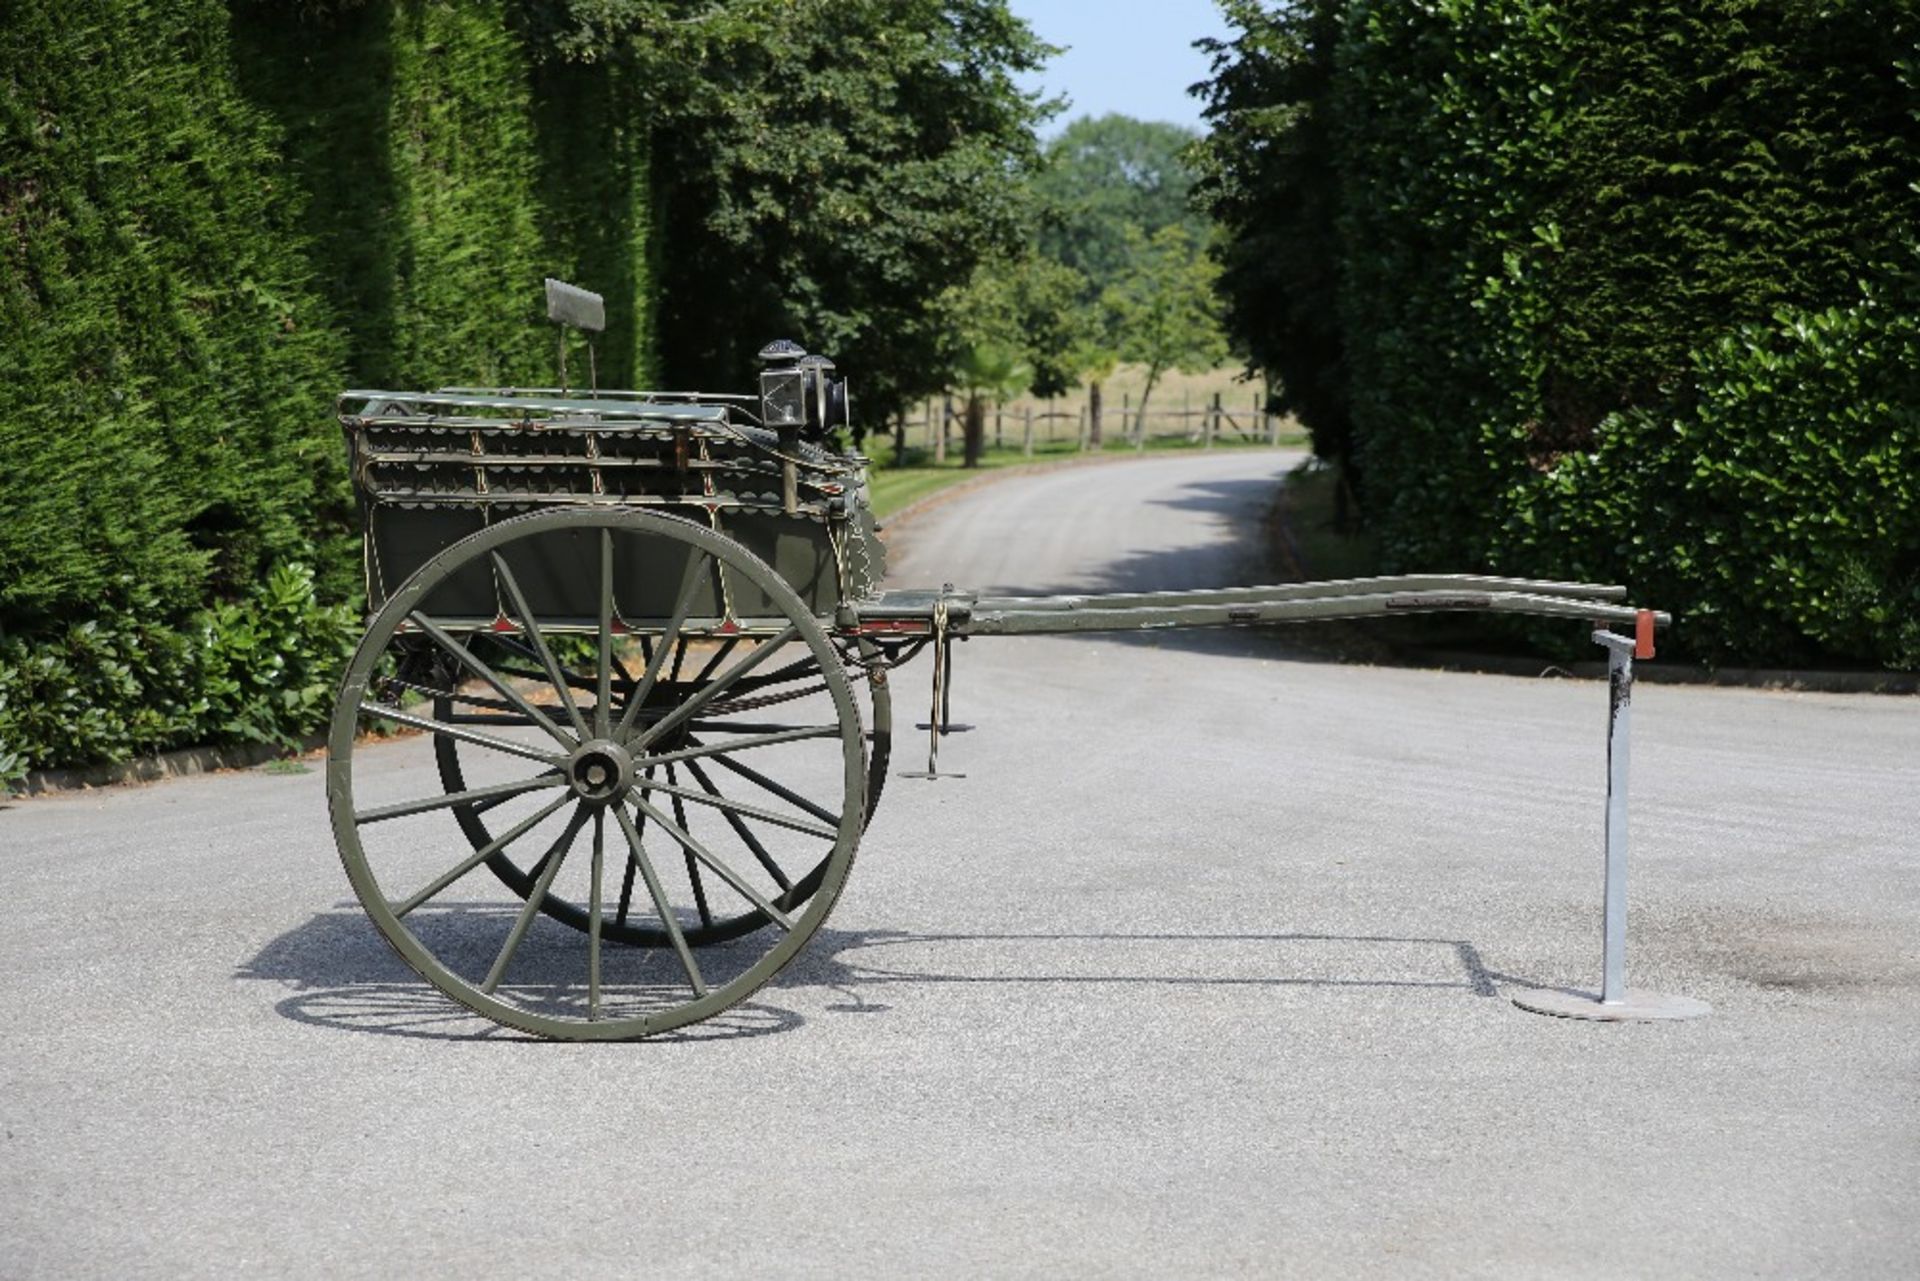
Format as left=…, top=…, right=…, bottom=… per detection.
left=1512, top=988, right=1711, bottom=1022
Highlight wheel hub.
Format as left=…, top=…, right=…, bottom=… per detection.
left=567, top=739, right=635, bottom=803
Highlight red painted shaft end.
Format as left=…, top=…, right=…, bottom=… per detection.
left=1635, top=609, right=1656, bottom=660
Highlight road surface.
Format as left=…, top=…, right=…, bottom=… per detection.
left=3, top=449, right=1916, bottom=1278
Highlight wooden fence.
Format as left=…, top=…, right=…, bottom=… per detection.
left=885, top=390, right=1289, bottom=463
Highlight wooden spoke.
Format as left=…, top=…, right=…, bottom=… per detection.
left=681, top=756, right=794, bottom=892
left=703, top=749, right=839, bottom=826
left=392, top=792, right=574, bottom=917
left=630, top=796, right=795, bottom=932
left=614, top=767, right=652, bottom=926
left=359, top=700, right=566, bottom=768
left=691, top=638, right=739, bottom=685
left=407, top=611, right=575, bottom=747
left=665, top=763, right=713, bottom=928
left=614, top=552, right=712, bottom=739
left=634, top=770, right=839, bottom=841
left=480, top=804, right=589, bottom=994
left=628, top=624, right=802, bottom=752
left=613, top=805, right=708, bottom=996
left=587, top=811, right=605, bottom=1020
left=636, top=724, right=840, bottom=771
left=596, top=529, right=614, bottom=738
left=490, top=551, right=591, bottom=739
left=686, top=719, right=832, bottom=736
left=704, top=680, right=831, bottom=717
left=356, top=771, right=567, bottom=826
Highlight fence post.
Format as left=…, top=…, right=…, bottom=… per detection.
left=994, top=403, right=1003, bottom=452
left=1267, top=409, right=1280, bottom=446
left=1205, top=392, right=1220, bottom=450
left=1022, top=404, right=1034, bottom=457
left=936, top=394, right=951, bottom=464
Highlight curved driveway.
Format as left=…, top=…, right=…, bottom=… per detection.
left=2, top=449, right=1916, bottom=1277
left=884, top=449, right=1302, bottom=595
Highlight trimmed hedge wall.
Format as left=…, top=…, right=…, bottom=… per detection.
left=0, top=0, right=658, bottom=779
left=231, top=0, right=657, bottom=394
left=1202, top=0, right=1919, bottom=668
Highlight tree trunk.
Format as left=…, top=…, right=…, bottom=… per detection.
left=936, top=394, right=951, bottom=464
left=893, top=411, right=907, bottom=467
left=1087, top=379, right=1104, bottom=448
left=963, top=392, right=986, bottom=468
left=1135, top=365, right=1163, bottom=444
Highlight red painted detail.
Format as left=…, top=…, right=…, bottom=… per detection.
left=1635, top=609, right=1656, bottom=660
left=847, top=620, right=933, bottom=636
left=714, top=618, right=742, bottom=637
left=610, top=617, right=632, bottom=635
left=490, top=616, right=519, bottom=634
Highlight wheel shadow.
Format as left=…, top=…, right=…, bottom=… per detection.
left=238, top=904, right=1512, bottom=1042
left=235, top=904, right=805, bottom=1044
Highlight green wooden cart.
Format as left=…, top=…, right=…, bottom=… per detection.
left=326, top=288, right=1667, bottom=1040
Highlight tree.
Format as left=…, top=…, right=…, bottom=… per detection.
left=567, top=0, right=1056, bottom=426
left=1034, top=114, right=1209, bottom=301
left=1102, top=224, right=1229, bottom=440
left=1191, top=1, right=1349, bottom=472
left=942, top=256, right=1046, bottom=468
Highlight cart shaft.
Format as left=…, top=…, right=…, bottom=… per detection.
left=853, top=573, right=1669, bottom=639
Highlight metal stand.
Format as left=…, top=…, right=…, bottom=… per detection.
left=901, top=592, right=966, bottom=779
left=1513, top=616, right=1710, bottom=1023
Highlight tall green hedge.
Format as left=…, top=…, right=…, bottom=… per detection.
left=0, top=0, right=348, bottom=629
left=1199, top=0, right=1920, bottom=668
left=231, top=0, right=657, bottom=393
left=0, top=0, right=660, bottom=779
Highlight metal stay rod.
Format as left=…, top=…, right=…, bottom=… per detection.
left=970, top=573, right=1629, bottom=615
left=961, top=590, right=1671, bottom=637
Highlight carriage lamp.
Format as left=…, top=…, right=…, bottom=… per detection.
left=797, top=353, right=837, bottom=430
left=758, top=339, right=809, bottom=430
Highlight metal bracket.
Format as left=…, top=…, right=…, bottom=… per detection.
left=1513, top=612, right=1710, bottom=1022
left=900, top=588, right=966, bottom=780
left=544, top=278, right=604, bottom=397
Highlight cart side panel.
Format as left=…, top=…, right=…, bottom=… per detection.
left=721, top=511, right=840, bottom=619
left=368, top=505, right=493, bottom=616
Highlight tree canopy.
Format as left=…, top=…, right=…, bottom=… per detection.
left=555, top=0, right=1056, bottom=422
left=1034, top=113, right=1208, bottom=304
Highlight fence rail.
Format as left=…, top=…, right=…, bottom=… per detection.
left=886, top=391, right=1290, bottom=462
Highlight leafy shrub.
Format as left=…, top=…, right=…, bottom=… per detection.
left=0, top=564, right=357, bottom=776
left=1500, top=289, right=1920, bottom=668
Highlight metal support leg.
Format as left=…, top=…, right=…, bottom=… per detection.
left=1513, top=618, right=1710, bottom=1022
left=901, top=593, right=966, bottom=780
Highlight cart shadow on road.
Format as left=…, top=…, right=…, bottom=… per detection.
left=237, top=904, right=1519, bottom=1043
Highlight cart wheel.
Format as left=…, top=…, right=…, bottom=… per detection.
left=431, top=636, right=890, bottom=948
left=327, top=507, right=866, bottom=1040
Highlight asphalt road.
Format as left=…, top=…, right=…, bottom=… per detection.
left=4, top=449, right=1917, bottom=1278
